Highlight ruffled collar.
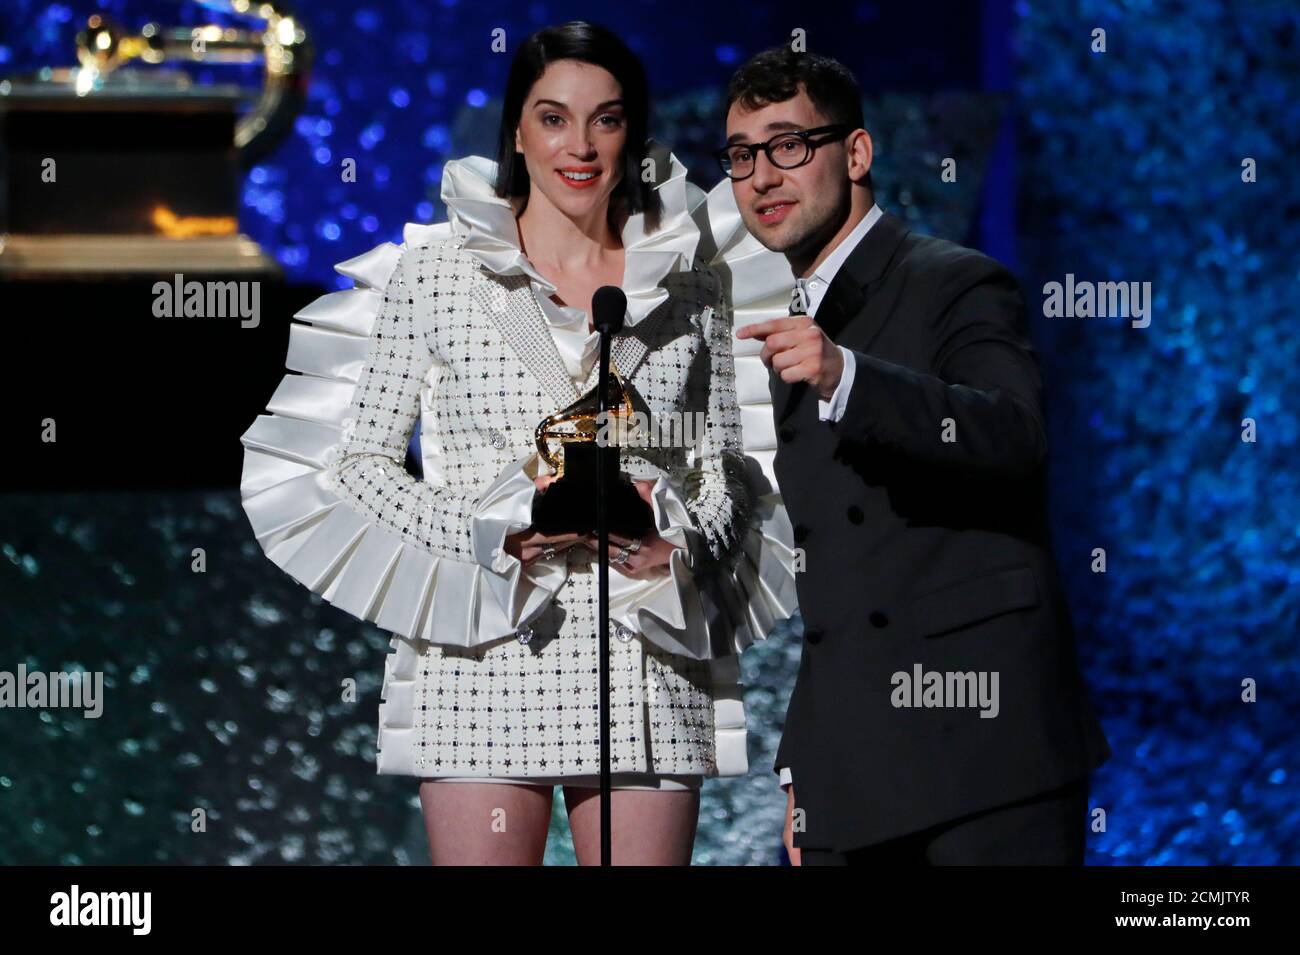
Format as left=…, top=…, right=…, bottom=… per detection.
left=438, top=148, right=700, bottom=330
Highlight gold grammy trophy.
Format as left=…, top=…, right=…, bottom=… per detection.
left=531, top=364, right=655, bottom=539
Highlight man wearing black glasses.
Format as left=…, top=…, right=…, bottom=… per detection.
left=721, top=48, right=1111, bottom=866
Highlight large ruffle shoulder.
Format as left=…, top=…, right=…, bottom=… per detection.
left=677, top=175, right=803, bottom=643
left=688, top=177, right=799, bottom=495
left=239, top=224, right=511, bottom=646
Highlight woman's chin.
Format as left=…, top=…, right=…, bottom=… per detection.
left=552, top=189, right=607, bottom=216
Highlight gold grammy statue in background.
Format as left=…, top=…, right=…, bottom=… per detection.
left=74, top=2, right=310, bottom=161
left=0, top=1, right=312, bottom=277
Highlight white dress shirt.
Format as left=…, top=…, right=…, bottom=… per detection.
left=778, top=203, right=883, bottom=791
left=800, top=203, right=882, bottom=422
left=533, top=286, right=601, bottom=384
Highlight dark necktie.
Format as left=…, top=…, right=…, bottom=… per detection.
left=771, top=278, right=811, bottom=411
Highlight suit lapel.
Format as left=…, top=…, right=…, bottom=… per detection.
left=773, top=211, right=911, bottom=426
left=813, top=268, right=867, bottom=342
left=471, top=271, right=587, bottom=410
left=577, top=292, right=673, bottom=396
left=472, top=269, right=652, bottom=410
left=821, top=210, right=909, bottom=349
left=578, top=327, right=651, bottom=396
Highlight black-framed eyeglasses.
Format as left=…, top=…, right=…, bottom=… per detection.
left=713, top=124, right=853, bottom=181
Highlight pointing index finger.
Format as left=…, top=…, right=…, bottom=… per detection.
left=737, top=317, right=803, bottom=340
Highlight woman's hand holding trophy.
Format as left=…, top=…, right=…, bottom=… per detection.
left=504, top=475, right=673, bottom=576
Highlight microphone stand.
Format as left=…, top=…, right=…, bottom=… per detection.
left=596, top=326, right=613, bottom=867
left=591, top=285, right=625, bottom=867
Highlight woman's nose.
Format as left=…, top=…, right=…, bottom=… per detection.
left=566, top=130, right=596, bottom=158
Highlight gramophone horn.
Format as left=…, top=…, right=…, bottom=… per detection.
left=74, top=2, right=313, bottom=166
left=535, top=366, right=639, bottom=475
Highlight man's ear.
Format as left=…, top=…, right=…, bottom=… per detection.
left=846, top=128, right=873, bottom=184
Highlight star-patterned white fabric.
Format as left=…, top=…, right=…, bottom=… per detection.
left=239, top=148, right=802, bottom=780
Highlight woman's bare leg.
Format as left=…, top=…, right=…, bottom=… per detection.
left=419, top=781, right=553, bottom=865
left=562, top=785, right=700, bottom=866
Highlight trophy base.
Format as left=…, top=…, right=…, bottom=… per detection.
left=0, top=233, right=279, bottom=278
left=531, top=444, right=655, bottom=539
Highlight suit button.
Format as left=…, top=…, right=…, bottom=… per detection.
left=779, top=426, right=796, bottom=443
left=847, top=505, right=863, bottom=524
left=804, top=627, right=823, bottom=644
left=793, top=524, right=810, bottom=544
left=869, top=611, right=889, bottom=628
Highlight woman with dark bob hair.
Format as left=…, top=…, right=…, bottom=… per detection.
left=241, top=20, right=797, bottom=864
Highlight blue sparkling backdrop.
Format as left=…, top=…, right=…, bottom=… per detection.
left=1015, top=0, right=1300, bottom=864
left=0, top=0, right=1296, bottom=865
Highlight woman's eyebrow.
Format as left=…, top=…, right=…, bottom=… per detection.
left=532, top=98, right=625, bottom=111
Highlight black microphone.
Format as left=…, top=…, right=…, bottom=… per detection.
left=592, top=285, right=626, bottom=336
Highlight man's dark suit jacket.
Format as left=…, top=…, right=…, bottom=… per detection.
left=771, top=209, right=1112, bottom=852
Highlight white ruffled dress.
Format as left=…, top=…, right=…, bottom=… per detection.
left=240, top=149, right=800, bottom=786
